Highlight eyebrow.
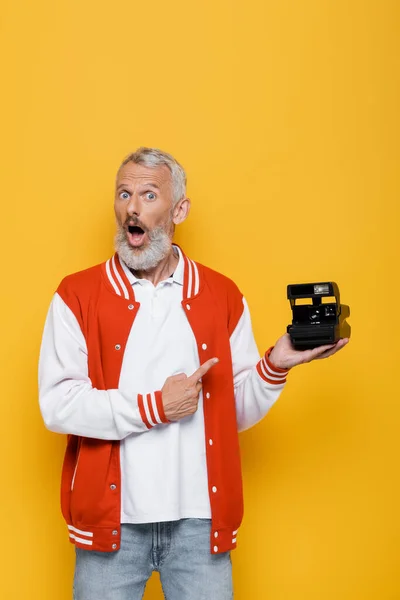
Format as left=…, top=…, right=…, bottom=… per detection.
left=116, top=182, right=160, bottom=190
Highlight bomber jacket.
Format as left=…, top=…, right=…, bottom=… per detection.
left=39, top=248, right=288, bottom=554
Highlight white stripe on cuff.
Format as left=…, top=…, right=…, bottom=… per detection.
left=259, top=359, right=286, bottom=383
left=150, top=392, right=162, bottom=424
left=263, top=357, right=288, bottom=377
left=143, top=395, right=157, bottom=427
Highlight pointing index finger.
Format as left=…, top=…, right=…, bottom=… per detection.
left=189, top=358, right=219, bottom=383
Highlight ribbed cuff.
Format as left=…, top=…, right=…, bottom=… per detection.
left=138, top=391, right=170, bottom=429
left=256, top=346, right=289, bottom=385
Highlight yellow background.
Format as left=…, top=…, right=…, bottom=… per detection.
left=1, top=0, right=399, bottom=598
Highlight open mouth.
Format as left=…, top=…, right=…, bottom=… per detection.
left=127, top=225, right=146, bottom=247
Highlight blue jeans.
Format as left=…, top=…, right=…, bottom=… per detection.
left=73, top=519, right=233, bottom=599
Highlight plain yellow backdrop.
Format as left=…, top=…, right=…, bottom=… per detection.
left=0, top=0, right=399, bottom=598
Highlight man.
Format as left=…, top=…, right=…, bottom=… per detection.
left=39, top=147, right=348, bottom=599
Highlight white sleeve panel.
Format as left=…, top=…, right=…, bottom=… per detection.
left=38, top=293, right=160, bottom=440
left=230, top=298, right=288, bottom=432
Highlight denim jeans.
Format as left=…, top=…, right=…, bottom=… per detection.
left=73, top=519, right=233, bottom=600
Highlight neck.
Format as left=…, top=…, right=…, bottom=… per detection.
left=130, top=246, right=179, bottom=286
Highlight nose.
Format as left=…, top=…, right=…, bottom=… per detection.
left=126, top=194, right=140, bottom=217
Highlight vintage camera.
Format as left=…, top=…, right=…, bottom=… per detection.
left=287, top=282, right=350, bottom=350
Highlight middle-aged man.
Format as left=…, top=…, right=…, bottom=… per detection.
left=39, top=147, right=349, bottom=599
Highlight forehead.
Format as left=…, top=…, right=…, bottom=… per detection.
left=116, top=162, right=172, bottom=188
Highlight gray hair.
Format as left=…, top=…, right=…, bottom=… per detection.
left=119, top=147, right=187, bottom=206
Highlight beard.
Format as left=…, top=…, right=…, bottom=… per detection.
left=114, top=219, right=173, bottom=272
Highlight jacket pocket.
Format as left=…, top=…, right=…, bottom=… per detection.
left=71, top=444, right=81, bottom=491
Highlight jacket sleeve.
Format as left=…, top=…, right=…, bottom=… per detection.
left=38, top=293, right=169, bottom=440
left=230, top=298, right=289, bottom=432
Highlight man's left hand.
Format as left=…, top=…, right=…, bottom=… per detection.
left=268, top=333, right=349, bottom=371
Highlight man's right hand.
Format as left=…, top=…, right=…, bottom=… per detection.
left=161, top=358, right=219, bottom=422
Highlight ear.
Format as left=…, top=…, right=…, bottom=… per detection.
left=172, top=197, right=191, bottom=225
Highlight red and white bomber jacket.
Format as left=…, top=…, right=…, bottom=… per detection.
left=39, top=248, right=289, bottom=555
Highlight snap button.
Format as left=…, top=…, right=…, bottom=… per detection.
left=206, top=392, right=210, bottom=399
left=209, top=439, right=213, bottom=446
left=213, top=546, right=218, bottom=552
left=110, top=484, right=117, bottom=490
left=128, top=304, right=134, bottom=310
left=212, top=486, right=217, bottom=493
left=115, top=344, right=121, bottom=351
left=202, top=343, right=207, bottom=350
left=186, top=304, right=191, bottom=310
left=214, top=532, right=218, bottom=538
left=112, top=530, right=118, bottom=536
left=112, top=543, right=117, bottom=550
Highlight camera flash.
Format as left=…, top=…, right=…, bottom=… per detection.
left=314, top=284, right=329, bottom=295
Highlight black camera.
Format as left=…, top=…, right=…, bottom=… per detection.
left=287, top=282, right=351, bottom=350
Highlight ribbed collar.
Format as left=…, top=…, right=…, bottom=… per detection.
left=103, top=244, right=200, bottom=301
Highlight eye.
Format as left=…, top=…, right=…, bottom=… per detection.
left=146, top=192, right=156, bottom=200
left=119, top=191, right=130, bottom=200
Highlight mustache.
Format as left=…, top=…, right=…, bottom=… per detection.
left=123, top=217, right=148, bottom=233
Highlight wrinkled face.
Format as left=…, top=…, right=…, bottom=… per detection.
left=114, top=162, right=176, bottom=270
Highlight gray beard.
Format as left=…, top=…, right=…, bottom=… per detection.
left=114, top=224, right=172, bottom=272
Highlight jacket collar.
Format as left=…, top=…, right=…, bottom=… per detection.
left=179, top=245, right=201, bottom=299
left=104, top=254, right=135, bottom=301
left=103, top=244, right=201, bottom=301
